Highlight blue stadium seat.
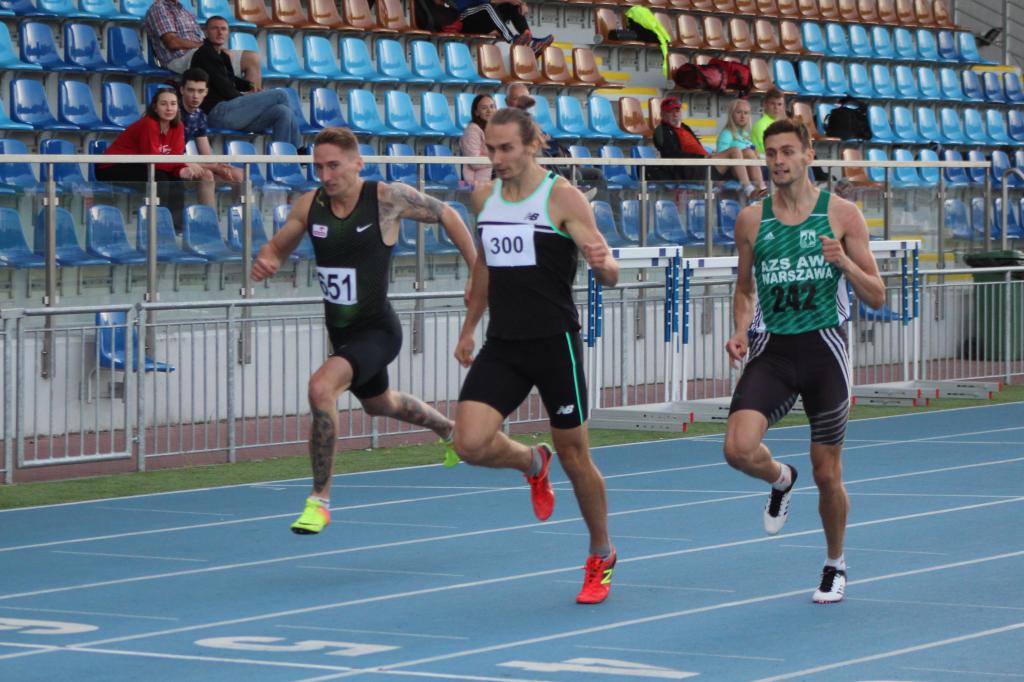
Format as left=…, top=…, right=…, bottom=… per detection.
left=892, top=105, right=922, bottom=143
left=970, top=197, right=994, bottom=239
left=33, top=208, right=110, bottom=265
left=265, top=34, right=316, bottom=80
left=281, top=86, right=317, bottom=134
left=423, top=144, right=466, bottom=190
left=956, top=31, right=991, bottom=64
left=590, top=95, right=640, bottom=141
left=772, top=60, right=803, bottom=94
left=620, top=199, right=645, bottom=243
left=358, top=143, right=385, bottom=182
left=65, top=23, right=125, bottom=73
left=592, top=200, right=633, bottom=247
left=60, top=80, right=122, bottom=131
left=938, top=67, right=966, bottom=101
left=865, top=148, right=889, bottom=184
left=226, top=204, right=273, bottom=257
left=11, top=78, right=77, bottom=130
left=941, top=150, right=971, bottom=187
left=454, top=92, right=476, bottom=130
left=601, top=145, right=639, bottom=189
left=916, top=106, right=943, bottom=143
left=421, top=91, right=461, bottom=137
left=892, top=149, right=925, bottom=187
left=916, top=29, right=940, bottom=62
left=653, top=200, right=697, bottom=246
left=893, top=28, right=917, bottom=61
left=870, top=26, right=895, bottom=60
left=21, top=22, right=85, bottom=71
left=1, top=0, right=56, bottom=17
left=1014, top=150, right=1024, bottom=176
left=555, top=95, right=596, bottom=140
left=990, top=150, right=1016, bottom=188
left=196, top=0, right=256, bottom=28
left=985, top=109, right=1015, bottom=147
left=867, top=106, right=897, bottom=144
left=960, top=70, right=985, bottom=102
left=823, top=22, right=850, bottom=57
left=37, top=0, right=93, bottom=18
left=962, top=108, right=988, bottom=145
left=385, top=90, right=436, bottom=137
left=1008, top=110, right=1024, bottom=144
left=225, top=139, right=281, bottom=190
left=268, top=141, right=319, bottom=191
left=936, top=30, right=959, bottom=62
left=894, top=65, right=918, bottom=99
left=945, top=198, right=972, bottom=239
left=272, top=204, right=315, bottom=259
left=385, top=142, right=418, bottom=186
left=871, top=64, right=896, bottom=98
left=375, top=38, right=431, bottom=84
left=1004, top=72, right=1024, bottom=104
left=814, top=103, right=835, bottom=135
left=102, top=81, right=140, bottom=129
left=798, top=60, right=826, bottom=96
left=716, top=199, right=739, bottom=246
left=303, top=35, right=345, bottom=80
left=531, top=94, right=575, bottom=141
left=981, top=71, right=1006, bottom=103
left=848, top=63, right=875, bottom=98
left=444, top=41, right=499, bottom=86
left=97, top=310, right=175, bottom=373
left=823, top=62, right=848, bottom=96
left=0, top=208, right=44, bottom=268
left=917, top=67, right=941, bottom=100
left=918, top=148, right=939, bottom=187
left=994, top=198, right=1024, bottom=239
left=801, top=22, right=827, bottom=55
left=0, top=23, right=41, bottom=70
left=310, top=87, right=347, bottom=129
left=108, top=26, right=165, bottom=75
left=410, top=40, right=460, bottom=84
left=182, top=205, right=241, bottom=262
left=41, top=138, right=112, bottom=193
left=685, top=200, right=708, bottom=243
left=86, top=205, right=146, bottom=264
left=848, top=24, right=873, bottom=60
left=966, top=149, right=989, bottom=185
left=0, top=139, right=43, bottom=192
left=348, top=88, right=402, bottom=137
left=121, top=0, right=153, bottom=19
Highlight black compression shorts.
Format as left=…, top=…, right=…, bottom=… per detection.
left=729, top=326, right=852, bottom=445
left=459, top=331, right=588, bottom=430
left=326, top=309, right=402, bottom=400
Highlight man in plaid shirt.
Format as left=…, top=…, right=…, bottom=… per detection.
left=144, top=0, right=260, bottom=87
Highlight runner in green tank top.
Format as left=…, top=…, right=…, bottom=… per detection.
left=251, top=128, right=478, bottom=535
left=723, top=119, right=885, bottom=604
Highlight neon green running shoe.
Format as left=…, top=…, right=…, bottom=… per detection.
left=441, top=436, right=460, bottom=468
left=290, top=497, right=330, bottom=535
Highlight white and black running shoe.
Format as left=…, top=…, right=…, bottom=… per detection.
left=813, top=565, right=846, bottom=603
left=763, top=464, right=797, bottom=535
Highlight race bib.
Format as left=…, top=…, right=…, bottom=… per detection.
left=316, top=266, right=357, bottom=305
left=481, top=224, right=536, bottom=267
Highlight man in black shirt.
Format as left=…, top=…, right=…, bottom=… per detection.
left=189, top=16, right=302, bottom=148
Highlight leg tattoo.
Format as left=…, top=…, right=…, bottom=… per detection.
left=395, top=393, right=452, bottom=438
left=310, top=406, right=336, bottom=493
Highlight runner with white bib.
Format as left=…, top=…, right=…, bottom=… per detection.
left=251, top=127, right=477, bottom=535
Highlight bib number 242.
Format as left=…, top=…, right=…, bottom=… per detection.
left=770, top=282, right=817, bottom=313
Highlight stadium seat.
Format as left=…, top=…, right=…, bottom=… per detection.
left=893, top=28, right=917, bottom=61
left=228, top=33, right=266, bottom=77
left=600, top=145, right=639, bottom=189
left=1, top=0, right=56, bottom=17
left=454, top=93, right=476, bottom=131
left=918, top=148, right=940, bottom=187
left=385, top=142, right=419, bottom=186
left=40, top=138, right=110, bottom=194
left=798, top=60, right=826, bottom=96
left=555, top=95, right=596, bottom=140
left=280, top=87, right=317, bottom=134
left=961, top=70, right=986, bottom=102
left=386, top=90, right=436, bottom=138
left=339, top=36, right=395, bottom=83
left=102, top=81, right=140, bottom=129
left=938, top=68, right=966, bottom=101
left=848, top=63, right=875, bottom=98
left=620, top=199, right=646, bottom=244
left=678, top=15, right=708, bottom=50
left=226, top=204, right=272, bottom=257
left=0, top=23, right=41, bottom=70
left=310, top=87, right=347, bottom=129
left=864, top=148, right=890, bottom=185
left=892, top=105, right=922, bottom=143
left=945, top=198, right=972, bottom=240
left=773, top=60, right=803, bottom=94
left=590, top=95, right=640, bottom=141
left=59, top=80, right=123, bottom=132
left=377, top=0, right=429, bottom=35
left=966, top=149, right=989, bottom=185
left=411, top=40, right=460, bottom=84
left=531, top=95, right=575, bottom=141
left=1008, top=110, right=1024, bottom=144
left=36, top=0, right=92, bottom=18
left=838, top=0, right=859, bottom=21
left=343, top=0, right=387, bottom=31
left=235, top=0, right=289, bottom=28
left=33, top=208, right=110, bottom=266
left=716, top=199, right=740, bottom=246
left=824, top=22, right=850, bottom=57
left=801, top=22, right=827, bottom=54
left=302, top=35, right=344, bottom=80
left=653, top=200, right=698, bottom=246
left=990, top=150, right=1015, bottom=188
left=871, top=64, right=896, bottom=99
left=511, top=44, right=546, bottom=85
left=197, top=0, right=257, bottom=27
left=892, top=149, right=926, bottom=187
left=1004, top=72, right=1024, bottom=104
left=268, top=141, right=318, bottom=191
left=376, top=38, right=431, bottom=84
left=869, top=26, right=895, bottom=60
left=936, top=30, right=959, bottom=61
left=592, top=200, right=633, bottom=248
left=572, top=47, right=617, bottom=89
left=445, top=41, right=499, bottom=86
left=21, top=21, right=84, bottom=71
left=704, top=15, right=730, bottom=51
left=308, top=0, right=349, bottom=29
left=962, top=108, right=987, bottom=145
left=272, top=204, right=315, bottom=259
left=985, top=110, right=1015, bottom=147
left=848, top=24, right=872, bottom=60
left=867, top=106, right=897, bottom=143
left=970, top=197, right=995, bottom=239
left=749, top=57, right=775, bottom=93
left=477, top=43, right=512, bottom=84
left=86, top=206, right=146, bottom=264
left=108, top=26, right=167, bottom=76
left=780, top=20, right=805, bottom=53
left=273, top=0, right=320, bottom=29
left=916, top=29, right=940, bottom=62
left=10, top=78, right=77, bottom=130
left=956, top=31, right=991, bottom=64
left=182, top=205, right=242, bottom=262
left=96, top=310, right=175, bottom=373
left=225, top=140, right=279, bottom=190
left=266, top=34, right=316, bottom=80
left=539, top=45, right=577, bottom=86
left=423, top=144, right=465, bottom=190
left=916, top=106, right=943, bottom=143
left=823, top=62, right=848, bottom=96
left=618, top=97, right=653, bottom=138
left=348, top=89, right=402, bottom=137
left=894, top=65, right=918, bottom=99
left=420, top=92, right=461, bottom=138
left=0, top=139, right=43, bottom=193
left=995, top=198, right=1024, bottom=239
left=938, top=107, right=966, bottom=144
left=940, top=149, right=971, bottom=187
left=981, top=71, right=1006, bottom=103
left=917, top=67, right=942, bottom=100
left=685, top=200, right=709, bottom=243
left=358, top=143, right=385, bottom=182
left=120, top=0, right=153, bottom=20
left=0, top=208, right=44, bottom=267
left=792, top=101, right=835, bottom=142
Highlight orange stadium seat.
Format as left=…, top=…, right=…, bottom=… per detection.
left=596, top=9, right=647, bottom=46
left=378, top=0, right=431, bottom=35
left=677, top=15, right=706, bottom=49
left=733, top=0, right=757, bottom=13
left=914, top=0, right=937, bottom=26
left=308, top=0, right=350, bottom=29
left=780, top=20, right=806, bottom=53
left=648, top=97, right=662, bottom=130
left=272, top=0, right=318, bottom=29
left=876, top=0, right=900, bottom=24
left=778, top=0, right=802, bottom=16
left=754, top=20, right=782, bottom=52
left=344, top=0, right=390, bottom=31
left=932, top=0, right=954, bottom=27
left=541, top=46, right=578, bottom=86
left=510, top=44, right=544, bottom=84
left=235, top=0, right=289, bottom=28
left=749, top=57, right=775, bottom=92
left=667, top=51, right=688, bottom=78
left=703, top=16, right=728, bottom=50
left=841, top=147, right=883, bottom=187
left=572, top=47, right=621, bottom=88
left=798, top=0, right=821, bottom=19
left=838, top=0, right=860, bottom=22
left=654, top=12, right=679, bottom=46
left=729, top=18, right=756, bottom=51
left=793, top=101, right=839, bottom=141
left=619, top=96, right=654, bottom=138
left=858, top=0, right=881, bottom=23
left=896, top=0, right=917, bottom=25
left=477, top=43, right=512, bottom=83
left=817, top=0, right=841, bottom=20
left=757, top=0, right=781, bottom=16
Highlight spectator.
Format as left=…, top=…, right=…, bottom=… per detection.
left=189, top=16, right=303, bottom=149
left=95, top=89, right=211, bottom=231
left=178, top=68, right=245, bottom=206
left=505, top=82, right=529, bottom=109
left=144, top=0, right=260, bottom=86
left=751, top=88, right=786, bottom=155
left=460, top=94, right=496, bottom=185
left=413, top=0, right=463, bottom=32
left=652, top=97, right=764, bottom=197
left=455, top=0, right=553, bottom=54
left=717, top=98, right=766, bottom=197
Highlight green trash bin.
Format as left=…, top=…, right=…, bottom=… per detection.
left=963, top=250, right=1024, bottom=360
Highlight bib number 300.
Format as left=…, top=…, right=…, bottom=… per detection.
left=317, top=267, right=357, bottom=305
left=481, top=224, right=536, bottom=267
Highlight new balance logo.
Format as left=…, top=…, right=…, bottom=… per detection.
left=555, top=404, right=575, bottom=416
left=525, top=213, right=540, bottom=221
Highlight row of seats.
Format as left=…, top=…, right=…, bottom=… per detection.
left=945, top=197, right=1024, bottom=241
left=594, top=198, right=740, bottom=248
left=823, top=103, right=1024, bottom=147
left=0, top=0, right=149, bottom=21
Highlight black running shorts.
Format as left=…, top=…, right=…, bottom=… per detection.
left=729, top=326, right=852, bottom=445
left=326, top=309, right=402, bottom=400
left=459, top=331, right=588, bottom=430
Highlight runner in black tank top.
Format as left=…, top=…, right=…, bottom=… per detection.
left=251, top=128, right=477, bottom=536
left=722, top=119, right=885, bottom=604
left=450, top=106, right=622, bottom=604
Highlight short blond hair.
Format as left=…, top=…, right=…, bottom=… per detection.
left=313, top=127, right=358, bottom=153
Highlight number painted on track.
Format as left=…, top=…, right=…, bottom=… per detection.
left=0, top=618, right=98, bottom=635
left=499, top=657, right=699, bottom=679
left=195, top=636, right=398, bottom=657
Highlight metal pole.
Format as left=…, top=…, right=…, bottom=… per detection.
left=145, top=163, right=159, bottom=358
left=226, top=303, right=237, bottom=464
left=638, top=165, right=648, bottom=248
left=937, top=172, right=946, bottom=269
left=41, top=163, right=58, bottom=379
left=412, top=162, right=426, bottom=354
left=135, top=305, right=146, bottom=472
left=239, top=164, right=254, bottom=366
left=704, top=164, right=714, bottom=256
left=3, top=315, right=13, bottom=484
left=883, top=167, right=891, bottom=240
left=984, top=166, right=992, bottom=251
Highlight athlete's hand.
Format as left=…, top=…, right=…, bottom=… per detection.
left=582, top=242, right=610, bottom=272
left=251, top=246, right=281, bottom=282
left=819, top=235, right=849, bottom=271
left=454, top=333, right=476, bottom=368
left=726, top=331, right=748, bottom=369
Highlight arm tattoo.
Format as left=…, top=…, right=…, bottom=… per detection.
left=309, top=406, right=336, bottom=493
left=381, top=182, right=447, bottom=224
left=395, top=393, right=453, bottom=439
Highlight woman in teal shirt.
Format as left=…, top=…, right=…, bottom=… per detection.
left=717, top=99, right=767, bottom=198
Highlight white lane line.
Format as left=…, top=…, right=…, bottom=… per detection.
left=62, top=498, right=1024, bottom=650
left=554, top=581, right=733, bottom=594
left=51, top=550, right=208, bottom=563
left=333, top=520, right=458, bottom=530
left=67, top=646, right=355, bottom=673
left=0, top=606, right=179, bottom=621
left=294, top=669, right=547, bottom=682
left=0, top=642, right=60, bottom=651
left=573, top=644, right=783, bottom=661
left=312, top=550, right=1024, bottom=681
left=779, top=544, right=948, bottom=556
left=276, top=625, right=469, bottom=640
left=848, top=597, right=1024, bottom=612
left=750, top=622, right=1024, bottom=682
left=842, top=492, right=1022, bottom=499
left=92, top=506, right=235, bottom=517
left=534, top=531, right=693, bottom=542
left=902, top=666, right=1024, bottom=678
left=295, top=565, right=464, bottom=578
left=913, top=440, right=1024, bottom=446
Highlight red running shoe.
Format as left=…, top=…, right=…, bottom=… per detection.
left=525, top=444, right=554, bottom=521
left=577, top=550, right=616, bottom=604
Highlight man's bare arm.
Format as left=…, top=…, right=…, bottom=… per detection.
left=160, top=32, right=202, bottom=51
left=826, top=198, right=886, bottom=309
left=732, top=205, right=760, bottom=336
left=380, top=181, right=448, bottom=224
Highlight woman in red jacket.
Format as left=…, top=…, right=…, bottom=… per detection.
left=96, top=89, right=211, bottom=231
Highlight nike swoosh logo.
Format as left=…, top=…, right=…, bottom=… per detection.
left=356, top=224, right=372, bottom=233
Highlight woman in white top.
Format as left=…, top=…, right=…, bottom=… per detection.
left=460, top=94, right=496, bottom=185
left=716, top=98, right=766, bottom=198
